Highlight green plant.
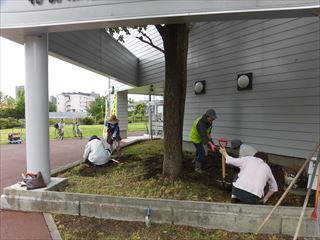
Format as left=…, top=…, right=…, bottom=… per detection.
left=98, top=118, right=105, bottom=124
left=82, top=117, right=95, bottom=125
left=0, top=117, right=24, bottom=129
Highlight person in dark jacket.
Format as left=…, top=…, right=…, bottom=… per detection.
left=189, top=109, right=217, bottom=173
left=104, top=115, right=121, bottom=151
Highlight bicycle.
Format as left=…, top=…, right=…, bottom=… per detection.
left=75, top=123, right=83, bottom=139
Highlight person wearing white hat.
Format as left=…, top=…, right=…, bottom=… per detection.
left=83, top=135, right=111, bottom=167
left=230, top=139, right=258, bottom=158
left=189, top=109, right=217, bottom=174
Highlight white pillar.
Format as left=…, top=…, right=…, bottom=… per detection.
left=25, top=34, right=50, bottom=184
left=116, top=91, right=128, bottom=139
left=148, top=94, right=153, bottom=139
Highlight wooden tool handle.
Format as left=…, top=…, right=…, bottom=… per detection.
left=222, top=155, right=226, bottom=179
left=256, top=144, right=320, bottom=235
left=315, top=164, right=320, bottom=208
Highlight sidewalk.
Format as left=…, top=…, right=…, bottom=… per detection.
left=1, top=135, right=148, bottom=240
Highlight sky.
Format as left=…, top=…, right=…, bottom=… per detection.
left=0, top=37, right=116, bottom=99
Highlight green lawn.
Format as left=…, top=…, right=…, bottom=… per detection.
left=0, top=122, right=147, bottom=144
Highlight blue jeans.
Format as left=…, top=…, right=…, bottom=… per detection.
left=193, top=143, right=205, bottom=163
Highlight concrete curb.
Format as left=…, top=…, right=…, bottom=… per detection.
left=43, top=213, right=62, bottom=240
left=51, top=159, right=84, bottom=176
left=1, top=188, right=319, bottom=237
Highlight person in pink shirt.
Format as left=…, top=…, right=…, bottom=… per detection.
left=219, top=147, right=278, bottom=204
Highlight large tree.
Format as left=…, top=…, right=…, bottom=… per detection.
left=0, top=91, right=16, bottom=109
left=109, top=24, right=189, bottom=179
left=15, top=89, right=25, bottom=119
left=156, top=24, right=189, bottom=179
left=87, top=96, right=106, bottom=120
left=49, top=101, right=57, bottom=112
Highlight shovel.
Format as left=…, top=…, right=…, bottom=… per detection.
left=311, top=162, right=320, bottom=221
left=216, top=138, right=232, bottom=191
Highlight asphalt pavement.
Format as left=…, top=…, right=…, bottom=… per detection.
left=1, top=138, right=87, bottom=240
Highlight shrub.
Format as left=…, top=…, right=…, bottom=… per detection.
left=98, top=118, right=105, bottom=124
left=0, top=117, right=24, bottom=129
left=0, top=108, right=22, bottom=119
left=82, top=117, right=95, bottom=125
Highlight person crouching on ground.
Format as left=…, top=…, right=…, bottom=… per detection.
left=189, top=109, right=217, bottom=174
left=83, top=135, right=111, bottom=167
left=104, top=115, right=122, bottom=151
left=219, top=146, right=278, bottom=204
left=230, top=139, right=257, bottom=157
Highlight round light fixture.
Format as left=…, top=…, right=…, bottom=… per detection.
left=194, top=82, right=204, bottom=94
left=237, top=73, right=252, bottom=91
left=237, top=75, right=250, bottom=88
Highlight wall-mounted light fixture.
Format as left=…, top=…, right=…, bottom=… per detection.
left=237, top=73, right=252, bottom=91
left=194, top=80, right=206, bottom=95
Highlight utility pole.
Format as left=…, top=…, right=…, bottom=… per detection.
left=149, top=85, right=153, bottom=139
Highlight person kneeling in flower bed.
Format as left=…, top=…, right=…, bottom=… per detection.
left=219, top=146, right=278, bottom=204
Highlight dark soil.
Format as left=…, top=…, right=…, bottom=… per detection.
left=75, top=148, right=312, bottom=207
left=54, top=215, right=297, bottom=240
left=114, top=150, right=313, bottom=207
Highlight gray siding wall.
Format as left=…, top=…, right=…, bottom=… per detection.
left=49, top=29, right=139, bottom=86
left=122, top=26, right=165, bottom=86
left=184, top=17, right=319, bottom=158
left=129, top=17, right=319, bottom=158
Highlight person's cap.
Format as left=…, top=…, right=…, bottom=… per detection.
left=89, top=135, right=100, bottom=142
left=230, top=139, right=242, bottom=149
left=206, top=109, right=217, bottom=119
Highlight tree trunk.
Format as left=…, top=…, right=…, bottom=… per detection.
left=157, top=24, right=189, bottom=179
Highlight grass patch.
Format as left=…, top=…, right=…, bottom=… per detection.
left=0, top=122, right=146, bottom=144
left=128, top=121, right=147, bottom=132
left=57, top=140, right=308, bottom=205
left=58, top=140, right=227, bottom=201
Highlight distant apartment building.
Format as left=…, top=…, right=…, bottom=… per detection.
left=56, top=92, right=98, bottom=112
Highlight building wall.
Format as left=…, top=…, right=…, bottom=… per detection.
left=49, top=29, right=139, bottom=86
left=122, top=26, right=164, bottom=86
left=133, top=17, right=319, bottom=158
left=184, top=17, right=319, bottom=158
left=56, top=93, right=95, bottom=113
left=56, top=94, right=66, bottom=112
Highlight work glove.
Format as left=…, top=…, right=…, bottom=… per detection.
left=208, top=141, right=216, bottom=152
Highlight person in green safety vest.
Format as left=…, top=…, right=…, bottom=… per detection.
left=189, top=109, right=217, bottom=174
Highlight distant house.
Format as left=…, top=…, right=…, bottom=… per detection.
left=56, top=92, right=98, bottom=113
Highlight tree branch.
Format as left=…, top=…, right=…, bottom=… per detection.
left=135, top=36, right=164, bottom=53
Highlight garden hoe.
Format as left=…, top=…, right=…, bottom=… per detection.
left=216, top=138, right=232, bottom=191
